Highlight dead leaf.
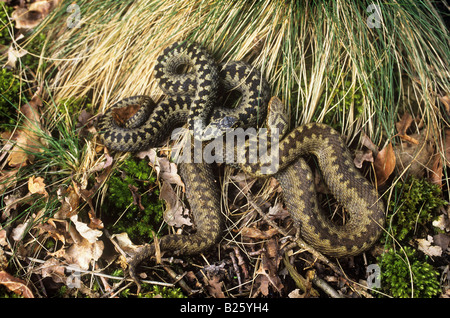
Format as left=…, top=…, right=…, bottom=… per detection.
left=268, top=202, right=290, bottom=221
left=5, top=44, right=28, bottom=69
left=417, top=236, right=442, bottom=257
left=160, top=182, right=192, bottom=227
left=230, top=172, right=257, bottom=201
left=374, top=141, right=395, bottom=186
left=433, top=233, right=450, bottom=252
left=206, top=275, right=225, bottom=298
left=0, top=270, right=34, bottom=298
left=28, top=176, right=48, bottom=196
left=112, top=103, right=141, bottom=127
left=432, top=214, right=450, bottom=232
left=69, top=214, right=102, bottom=244
left=54, top=186, right=80, bottom=219
left=439, top=94, right=450, bottom=115
left=128, top=184, right=145, bottom=211
left=110, top=232, right=142, bottom=256
left=254, top=239, right=284, bottom=296
left=394, top=133, right=435, bottom=179
left=64, top=238, right=104, bottom=270
left=361, top=133, right=378, bottom=155
left=35, top=222, right=66, bottom=244
left=34, top=258, right=66, bottom=284
left=430, top=154, right=443, bottom=186
left=12, top=0, right=61, bottom=29
left=7, top=91, right=43, bottom=167
left=395, top=112, right=414, bottom=136
left=353, top=149, right=374, bottom=169
left=0, top=227, right=7, bottom=246
left=136, top=149, right=185, bottom=188
left=11, top=218, right=32, bottom=241
left=241, top=227, right=278, bottom=240
left=0, top=169, right=19, bottom=195
left=91, top=152, right=113, bottom=172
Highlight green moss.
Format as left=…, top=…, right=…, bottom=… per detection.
left=57, top=97, right=93, bottom=117
left=0, top=68, right=22, bottom=128
left=139, top=284, right=186, bottom=298
left=18, top=32, right=47, bottom=72
left=378, top=247, right=441, bottom=298
left=386, top=176, right=447, bottom=242
left=0, top=4, right=13, bottom=46
left=104, top=157, right=164, bottom=243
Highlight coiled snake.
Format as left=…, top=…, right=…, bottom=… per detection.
left=98, top=42, right=385, bottom=288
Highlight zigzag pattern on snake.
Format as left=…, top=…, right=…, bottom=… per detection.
left=97, top=41, right=385, bottom=286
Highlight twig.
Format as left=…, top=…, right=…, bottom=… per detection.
left=162, top=265, right=194, bottom=295
left=229, top=250, right=243, bottom=294
left=308, top=270, right=342, bottom=298
left=282, top=253, right=320, bottom=297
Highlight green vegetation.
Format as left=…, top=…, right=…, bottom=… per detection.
left=0, top=3, right=13, bottom=45
left=378, top=247, right=441, bottom=298
left=140, top=284, right=186, bottom=298
left=0, top=68, right=21, bottom=127
left=104, top=157, right=164, bottom=243
left=315, top=69, right=365, bottom=129
left=386, top=176, right=447, bottom=242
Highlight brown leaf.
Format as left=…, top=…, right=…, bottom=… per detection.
left=128, top=184, right=145, bottom=211
left=241, top=227, right=278, bottom=240
left=206, top=276, right=225, bottom=298
left=12, top=0, right=61, bottom=29
left=54, top=186, right=80, bottom=219
left=6, top=44, right=28, bottom=69
left=34, top=259, right=66, bottom=284
left=0, top=271, right=34, bottom=298
left=0, top=227, right=7, bottom=247
left=439, top=94, right=450, bottom=115
left=69, top=214, right=102, bottom=244
left=374, top=142, right=395, bottom=186
left=416, top=236, right=442, bottom=257
left=254, top=239, right=283, bottom=296
left=112, top=103, right=141, bottom=127
left=268, top=202, right=290, bottom=221
left=28, top=176, right=48, bottom=196
left=63, top=237, right=104, bottom=270
left=394, top=133, right=435, bottom=178
left=7, top=91, right=43, bottom=167
left=430, top=154, right=443, bottom=186
left=395, top=113, right=413, bottom=136
left=361, top=133, right=378, bottom=154
left=353, top=149, right=374, bottom=169
left=160, top=182, right=192, bottom=227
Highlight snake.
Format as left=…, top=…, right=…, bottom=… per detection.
left=97, top=41, right=385, bottom=288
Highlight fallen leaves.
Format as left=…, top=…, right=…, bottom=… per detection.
left=374, top=141, right=395, bottom=186
left=12, top=0, right=62, bottom=30
left=0, top=271, right=34, bottom=298
left=5, top=90, right=44, bottom=167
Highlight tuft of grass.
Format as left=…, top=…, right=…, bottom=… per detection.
left=37, top=0, right=449, bottom=149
